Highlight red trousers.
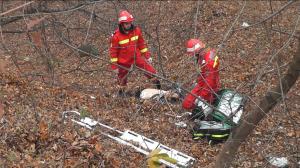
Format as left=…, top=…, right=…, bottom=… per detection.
left=182, top=84, right=216, bottom=110
left=118, top=58, right=157, bottom=86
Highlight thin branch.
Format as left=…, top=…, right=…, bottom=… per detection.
left=0, top=1, right=34, bottom=17
left=271, top=28, right=300, bottom=39
left=193, top=0, right=202, bottom=37
left=155, top=1, right=166, bottom=78
left=252, top=14, right=300, bottom=89
left=0, top=8, right=36, bottom=26
left=216, top=1, right=247, bottom=55
left=233, top=0, right=294, bottom=31
left=0, top=1, right=106, bottom=20
left=83, top=3, right=96, bottom=44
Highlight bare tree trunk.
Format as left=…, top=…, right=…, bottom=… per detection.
left=215, top=38, right=300, bottom=167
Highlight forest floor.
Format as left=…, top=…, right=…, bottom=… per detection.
left=0, top=1, right=299, bottom=167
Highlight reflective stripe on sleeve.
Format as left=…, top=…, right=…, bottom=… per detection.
left=110, top=58, right=118, bottom=62
left=131, top=36, right=138, bottom=41
left=140, top=48, right=148, bottom=53
left=119, top=39, right=129, bottom=44
left=213, top=56, right=219, bottom=68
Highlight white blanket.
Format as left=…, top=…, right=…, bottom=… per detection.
left=139, top=88, right=169, bottom=99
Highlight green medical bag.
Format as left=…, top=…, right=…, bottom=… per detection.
left=211, top=89, right=245, bottom=126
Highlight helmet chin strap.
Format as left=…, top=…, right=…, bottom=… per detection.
left=119, top=24, right=134, bottom=34
left=195, top=52, right=204, bottom=64
left=124, top=24, right=133, bottom=31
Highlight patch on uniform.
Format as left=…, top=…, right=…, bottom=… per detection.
left=209, top=51, right=216, bottom=60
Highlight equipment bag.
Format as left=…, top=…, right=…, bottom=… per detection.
left=192, top=121, right=231, bottom=141
left=211, top=89, right=245, bottom=126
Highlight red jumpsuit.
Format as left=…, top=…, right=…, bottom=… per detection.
left=182, top=48, right=220, bottom=110
left=109, top=26, right=157, bottom=86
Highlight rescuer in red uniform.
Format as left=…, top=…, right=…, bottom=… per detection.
left=109, top=10, right=161, bottom=96
left=182, top=39, right=220, bottom=119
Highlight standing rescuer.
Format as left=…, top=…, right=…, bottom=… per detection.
left=109, top=10, right=161, bottom=96
left=182, top=39, right=220, bottom=119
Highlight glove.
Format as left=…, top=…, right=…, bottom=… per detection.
left=147, top=57, right=153, bottom=63
left=112, top=69, right=119, bottom=74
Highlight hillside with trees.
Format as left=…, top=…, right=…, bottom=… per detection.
left=0, top=1, right=299, bottom=167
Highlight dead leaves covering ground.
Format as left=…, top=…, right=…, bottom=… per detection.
left=0, top=1, right=299, bottom=167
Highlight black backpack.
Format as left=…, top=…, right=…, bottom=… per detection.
left=192, top=121, right=231, bottom=141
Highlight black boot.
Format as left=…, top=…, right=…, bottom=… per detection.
left=153, top=79, right=161, bottom=89
left=118, top=88, right=127, bottom=97
left=134, top=89, right=142, bottom=98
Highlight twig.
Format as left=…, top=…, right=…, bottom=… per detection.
left=0, top=1, right=101, bottom=19
left=0, top=1, right=34, bottom=17
left=216, top=1, right=247, bottom=55
left=233, top=0, right=294, bottom=32
left=83, top=3, right=96, bottom=44
left=193, top=0, right=202, bottom=37
left=271, top=28, right=300, bottom=39
left=252, top=13, right=300, bottom=88
left=155, top=1, right=166, bottom=78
